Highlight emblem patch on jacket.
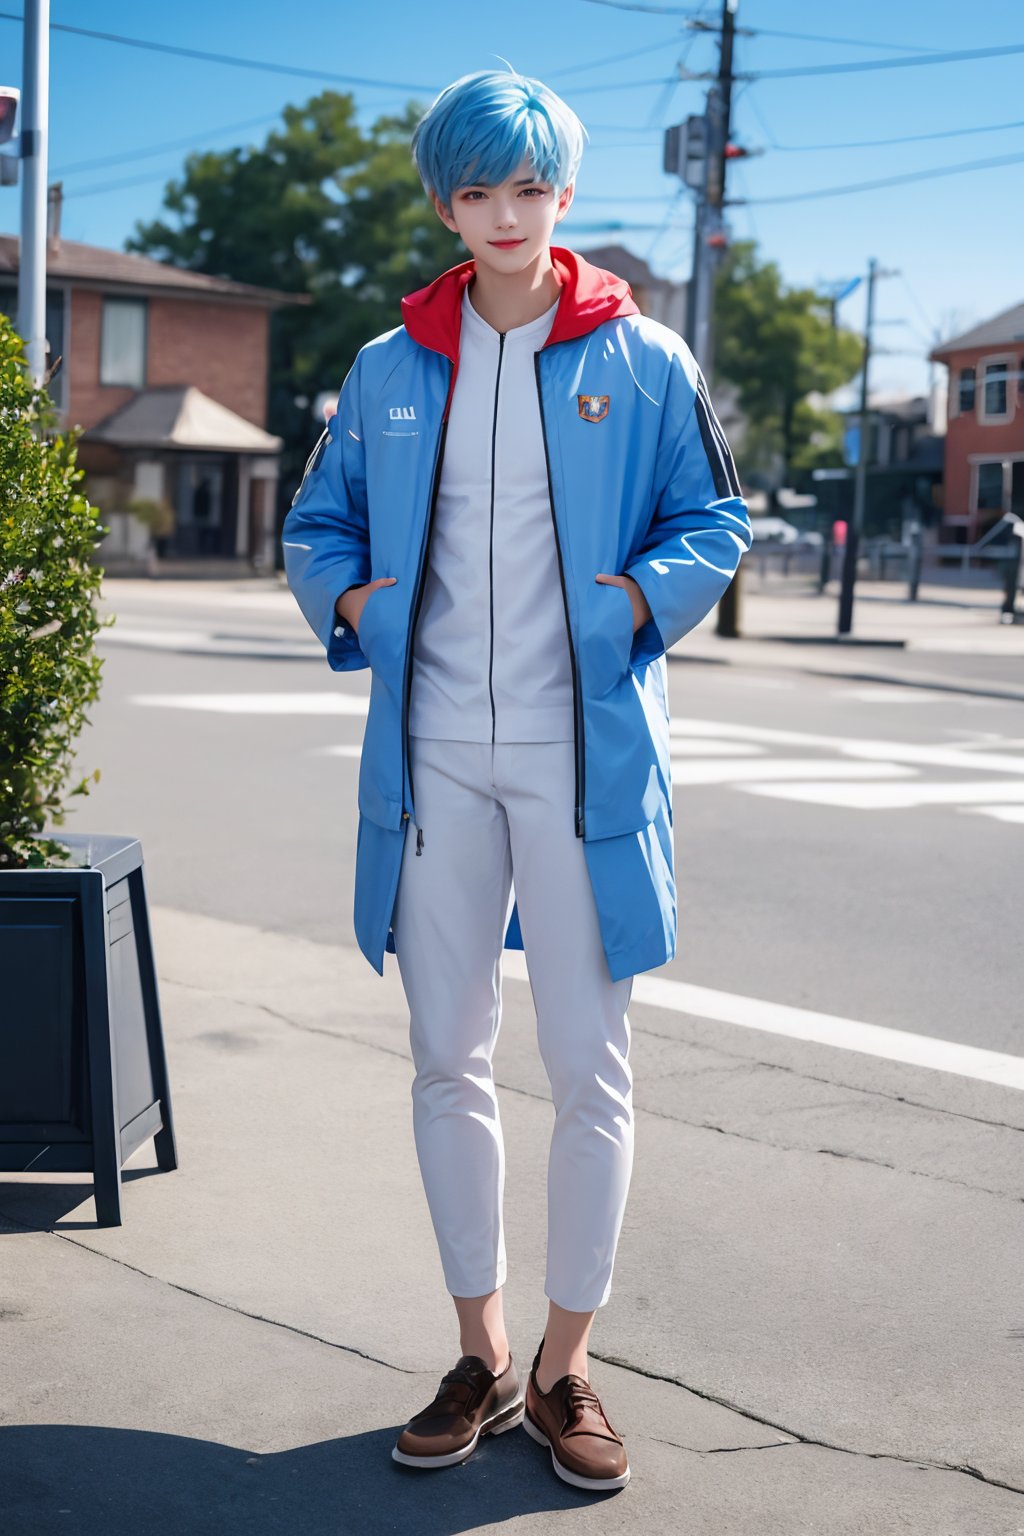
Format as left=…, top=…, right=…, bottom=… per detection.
left=577, top=394, right=610, bottom=423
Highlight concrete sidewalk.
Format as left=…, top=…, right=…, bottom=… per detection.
left=2, top=907, right=1022, bottom=1533
left=680, top=577, right=1024, bottom=701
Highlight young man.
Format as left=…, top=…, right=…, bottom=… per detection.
left=282, top=68, right=750, bottom=1493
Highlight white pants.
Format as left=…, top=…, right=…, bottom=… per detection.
left=391, top=736, right=635, bottom=1313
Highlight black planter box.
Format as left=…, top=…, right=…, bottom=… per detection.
left=0, top=833, right=178, bottom=1225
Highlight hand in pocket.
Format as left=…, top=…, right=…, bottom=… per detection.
left=337, top=576, right=397, bottom=636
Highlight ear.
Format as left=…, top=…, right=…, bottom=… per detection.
left=553, top=181, right=575, bottom=223
left=432, top=191, right=459, bottom=234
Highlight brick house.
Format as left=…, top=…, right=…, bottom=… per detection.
left=929, top=302, right=1024, bottom=543
left=0, top=201, right=309, bottom=569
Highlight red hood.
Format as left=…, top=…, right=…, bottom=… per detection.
left=400, top=245, right=639, bottom=363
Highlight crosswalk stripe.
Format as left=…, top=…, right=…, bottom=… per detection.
left=130, top=693, right=369, bottom=715
left=740, top=780, right=1024, bottom=809
left=670, top=758, right=916, bottom=786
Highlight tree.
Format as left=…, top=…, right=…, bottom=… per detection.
left=713, top=240, right=863, bottom=499
left=126, top=92, right=458, bottom=529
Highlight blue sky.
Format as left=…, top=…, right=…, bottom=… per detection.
left=2, top=0, right=1022, bottom=399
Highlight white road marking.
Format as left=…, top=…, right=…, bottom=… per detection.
left=502, top=951, right=1024, bottom=1091
left=740, top=779, right=1024, bottom=809
left=670, top=758, right=916, bottom=786
left=103, top=627, right=317, bottom=658
left=668, top=739, right=767, bottom=757
left=669, top=717, right=1024, bottom=774
left=836, top=687, right=943, bottom=703
left=130, top=693, right=369, bottom=715
left=961, top=805, right=1024, bottom=824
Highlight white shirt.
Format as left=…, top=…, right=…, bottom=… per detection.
left=408, top=284, right=575, bottom=743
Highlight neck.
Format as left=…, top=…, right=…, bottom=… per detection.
left=468, top=247, right=561, bottom=333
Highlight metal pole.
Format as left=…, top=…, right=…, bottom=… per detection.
left=837, top=256, right=876, bottom=636
left=709, top=0, right=741, bottom=637
left=15, top=0, right=49, bottom=388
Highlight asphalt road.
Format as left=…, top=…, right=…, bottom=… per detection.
left=78, top=579, right=1023, bottom=1057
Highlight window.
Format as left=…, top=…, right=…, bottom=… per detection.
left=976, top=461, right=1005, bottom=512
left=100, top=297, right=147, bottom=387
left=957, top=367, right=975, bottom=414
left=0, top=282, right=68, bottom=408
left=983, top=362, right=1008, bottom=418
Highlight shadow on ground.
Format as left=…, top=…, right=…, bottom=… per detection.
left=0, top=1421, right=623, bottom=1536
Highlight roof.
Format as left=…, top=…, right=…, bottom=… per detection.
left=86, top=385, right=283, bottom=453
left=835, top=392, right=931, bottom=419
left=571, top=242, right=669, bottom=290
left=0, top=232, right=310, bottom=308
left=930, top=300, right=1024, bottom=359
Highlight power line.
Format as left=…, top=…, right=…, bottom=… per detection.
left=728, top=148, right=1024, bottom=206
left=896, top=273, right=938, bottom=342
left=753, top=115, right=1024, bottom=153
left=0, top=10, right=436, bottom=91
left=0, top=8, right=714, bottom=102
left=747, top=28, right=943, bottom=55
left=743, top=41, right=1024, bottom=81
left=578, top=1, right=966, bottom=57
left=546, top=31, right=688, bottom=79
left=643, top=184, right=688, bottom=262
left=576, top=0, right=707, bottom=14
left=52, top=113, right=283, bottom=177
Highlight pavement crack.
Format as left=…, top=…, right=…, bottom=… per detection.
left=166, top=973, right=1024, bottom=1139
left=651, top=1436, right=793, bottom=1455
left=627, top=1018, right=1024, bottom=1137
left=598, top=1355, right=1024, bottom=1496
left=0, top=1205, right=418, bottom=1376
left=162, top=981, right=1024, bottom=1201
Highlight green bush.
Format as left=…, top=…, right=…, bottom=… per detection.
left=127, top=495, right=175, bottom=540
left=0, top=311, right=112, bottom=868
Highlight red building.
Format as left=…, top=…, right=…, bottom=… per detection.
left=0, top=198, right=308, bottom=569
left=930, top=302, right=1024, bottom=543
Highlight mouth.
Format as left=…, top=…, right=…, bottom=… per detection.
left=489, top=238, right=527, bottom=249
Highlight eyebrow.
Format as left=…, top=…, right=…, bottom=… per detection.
left=462, top=176, right=545, bottom=190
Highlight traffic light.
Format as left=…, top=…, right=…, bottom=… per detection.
left=0, top=87, right=19, bottom=147
left=663, top=116, right=708, bottom=191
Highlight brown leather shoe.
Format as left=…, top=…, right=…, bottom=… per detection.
left=392, top=1352, right=524, bottom=1468
left=524, top=1335, right=630, bottom=1491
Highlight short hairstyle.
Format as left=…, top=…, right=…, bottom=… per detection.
left=411, top=68, right=586, bottom=211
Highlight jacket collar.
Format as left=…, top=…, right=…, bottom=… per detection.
left=400, top=244, right=640, bottom=363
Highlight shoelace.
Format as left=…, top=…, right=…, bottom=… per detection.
left=564, top=1379, right=620, bottom=1440
left=433, top=1363, right=489, bottom=1412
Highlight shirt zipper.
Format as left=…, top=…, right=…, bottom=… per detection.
left=402, top=364, right=453, bottom=854
left=488, top=331, right=507, bottom=744
left=533, top=350, right=585, bottom=838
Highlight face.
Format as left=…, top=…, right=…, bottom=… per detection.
left=433, top=155, right=574, bottom=273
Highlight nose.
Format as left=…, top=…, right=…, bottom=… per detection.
left=494, top=197, right=518, bottom=231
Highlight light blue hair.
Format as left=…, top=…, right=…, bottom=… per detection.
left=411, top=67, right=586, bottom=211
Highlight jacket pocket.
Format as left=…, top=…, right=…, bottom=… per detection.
left=583, top=577, right=637, bottom=698
left=356, top=581, right=402, bottom=672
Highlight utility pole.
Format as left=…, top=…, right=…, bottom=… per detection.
left=692, top=1, right=736, bottom=380
left=666, top=0, right=747, bottom=619
left=836, top=258, right=899, bottom=635
left=705, top=0, right=742, bottom=636
left=15, top=0, right=50, bottom=388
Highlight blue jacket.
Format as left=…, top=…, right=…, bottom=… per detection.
left=282, top=246, right=752, bottom=981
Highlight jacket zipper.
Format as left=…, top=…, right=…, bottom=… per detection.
left=488, top=331, right=507, bottom=744
left=402, top=363, right=453, bottom=854
left=533, top=350, right=585, bottom=838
